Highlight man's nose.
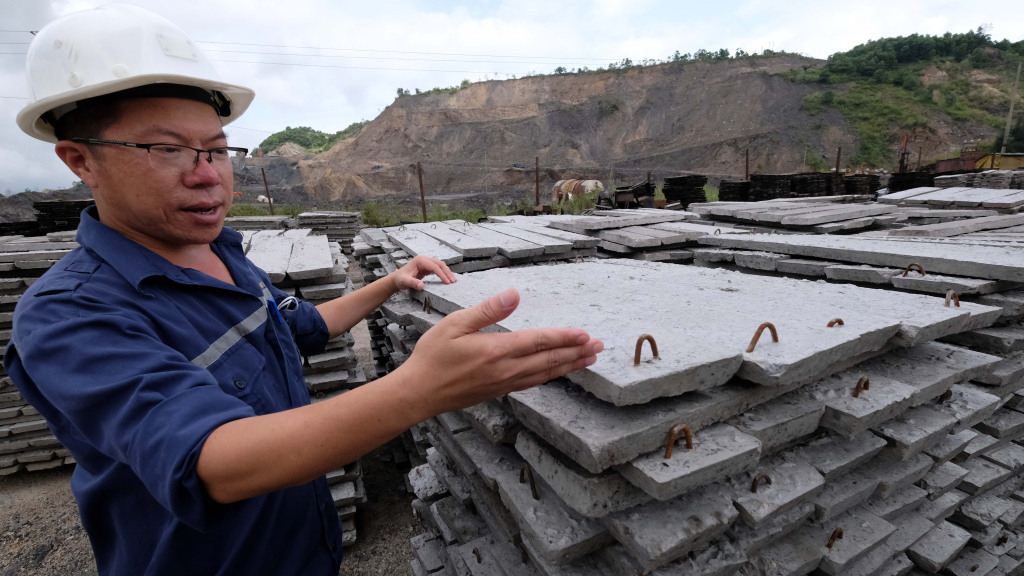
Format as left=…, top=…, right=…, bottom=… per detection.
left=183, top=153, right=222, bottom=187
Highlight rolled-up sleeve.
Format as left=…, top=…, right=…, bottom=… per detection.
left=13, top=310, right=255, bottom=531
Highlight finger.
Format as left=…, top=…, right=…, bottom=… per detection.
left=444, top=288, right=519, bottom=335
left=501, top=327, right=594, bottom=359
left=418, top=259, right=453, bottom=285
left=509, top=354, right=600, bottom=391
left=512, top=341, right=603, bottom=379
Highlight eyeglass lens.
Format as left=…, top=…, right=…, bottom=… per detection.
left=147, top=145, right=236, bottom=174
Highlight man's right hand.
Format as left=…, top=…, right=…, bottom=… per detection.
left=394, top=288, right=603, bottom=418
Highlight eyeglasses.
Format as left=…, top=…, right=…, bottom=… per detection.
left=70, top=138, right=249, bottom=174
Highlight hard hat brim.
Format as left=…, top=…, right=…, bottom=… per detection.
left=17, top=74, right=255, bottom=143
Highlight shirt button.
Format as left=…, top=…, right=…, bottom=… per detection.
left=233, top=379, right=246, bottom=389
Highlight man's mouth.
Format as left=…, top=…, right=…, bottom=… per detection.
left=183, top=203, right=221, bottom=216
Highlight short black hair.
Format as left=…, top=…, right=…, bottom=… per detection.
left=52, top=97, right=126, bottom=141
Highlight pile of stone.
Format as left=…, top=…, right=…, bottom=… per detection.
left=661, top=175, right=708, bottom=208
left=401, top=259, right=1024, bottom=576
left=223, top=214, right=294, bottom=230
left=0, top=233, right=85, bottom=475
left=297, top=212, right=361, bottom=255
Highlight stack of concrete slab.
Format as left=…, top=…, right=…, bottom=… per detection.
left=321, top=457, right=366, bottom=547
left=351, top=229, right=400, bottom=379
left=489, top=209, right=713, bottom=261
left=297, top=211, right=361, bottom=255
left=686, top=200, right=902, bottom=235
left=224, top=215, right=294, bottom=230
left=0, top=234, right=86, bottom=475
left=879, top=187, right=1024, bottom=212
left=395, top=260, right=1024, bottom=576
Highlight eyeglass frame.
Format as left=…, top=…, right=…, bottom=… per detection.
left=68, top=138, right=249, bottom=170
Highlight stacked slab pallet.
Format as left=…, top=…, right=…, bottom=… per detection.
left=845, top=174, right=881, bottom=195
left=352, top=228, right=399, bottom=380
left=0, top=233, right=82, bottom=475
left=936, top=174, right=970, bottom=188
left=0, top=200, right=94, bottom=238
left=490, top=209, right=709, bottom=262
left=721, top=180, right=752, bottom=202
left=688, top=198, right=901, bottom=235
left=790, top=173, right=828, bottom=197
left=662, top=175, right=708, bottom=208
left=888, top=172, right=935, bottom=193
left=296, top=212, right=361, bottom=255
left=399, top=260, right=1024, bottom=576
left=879, top=187, right=1024, bottom=213
left=750, top=175, right=793, bottom=201
left=224, top=215, right=294, bottom=230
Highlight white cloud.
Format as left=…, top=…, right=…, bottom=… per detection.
left=1, top=0, right=1022, bottom=193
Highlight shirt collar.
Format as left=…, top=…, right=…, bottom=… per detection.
left=75, top=205, right=245, bottom=293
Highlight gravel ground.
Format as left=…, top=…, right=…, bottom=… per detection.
left=0, top=263, right=417, bottom=575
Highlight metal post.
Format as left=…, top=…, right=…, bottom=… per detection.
left=1002, top=62, right=1022, bottom=154
left=535, top=156, right=540, bottom=206
left=745, top=149, right=749, bottom=180
left=916, top=149, right=922, bottom=172
left=835, top=147, right=842, bottom=174
left=417, top=162, right=427, bottom=222
left=260, top=167, right=274, bottom=216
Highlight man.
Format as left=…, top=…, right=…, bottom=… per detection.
left=8, top=5, right=603, bottom=575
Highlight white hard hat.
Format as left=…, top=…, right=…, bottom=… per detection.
left=16, top=4, right=255, bottom=143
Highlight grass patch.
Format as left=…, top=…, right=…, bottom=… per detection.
left=555, top=191, right=599, bottom=215
left=227, top=203, right=305, bottom=218
left=703, top=185, right=719, bottom=202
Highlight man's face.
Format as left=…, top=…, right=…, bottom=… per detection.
left=85, top=98, right=234, bottom=247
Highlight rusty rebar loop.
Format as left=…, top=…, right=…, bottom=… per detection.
left=430, top=223, right=437, bottom=229
left=714, top=228, right=721, bottom=235
left=852, top=377, right=870, bottom=398
left=827, top=318, right=845, bottom=328
left=938, top=389, right=953, bottom=403
left=827, top=528, right=844, bottom=549
left=422, top=296, right=432, bottom=314
left=903, top=263, right=926, bottom=277
left=575, top=256, right=583, bottom=264
left=472, top=548, right=482, bottom=564
left=751, top=473, right=773, bottom=493
left=664, top=424, right=693, bottom=459
left=464, top=221, right=472, bottom=227
left=634, top=334, right=660, bottom=366
left=945, top=290, right=961, bottom=308
left=509, top=218, right=516, bottom=223
left=971, top=565, right=979, bottom=572
left=520, top=462, right=539, bottom=500
left=746, top=322, right=779, bottom=353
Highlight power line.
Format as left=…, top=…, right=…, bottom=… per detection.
left=208, top=58, right=531, bottom=74
left=195, top=40, right=614, bottom=61
left=201, top=48, right=604, bottom=66
left=229, top=126, right=274, bottom=133
left=0, top=42, right=30, bottom=45
left=0, top=95, right=28, bottom=99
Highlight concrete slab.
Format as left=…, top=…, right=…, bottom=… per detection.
left=387, top=229, right=464, bottom=265
left=977, top=409, right=1024, bottom=438
left=428, top=449, right=474, bottom=506
left=824, top=264, right=903, bottom=284
left=593, top=228, right=663, bottom=248
left=886, top=511, right=934, bottom=555
left=452, top=428, right=520, bottom=492
left=514, top=431, right=651, bottom=518
left=412, top=533, right=446, bottom=573
left=698, top=234, right=1024, bottom=282
left=919, top=489, right=969, bottom=522
left=618, top=423, right=762, bottom=501
left=435, top=497, right=489, bottom=545
left=977, top=356, right=1024, bottom=387
left=959, top=458, right=1012, bottom=495
left=942, top=326, right=1024, bottom=354
left=439, top=412, right=473, bottom=436
left=734, top=251, right=790, bottom=271
left=247, top=235, right=293, bottom=282
left=906, top=521, right=971, bottom=573
left=811, top=507, right=895, bottom=575
left=456, top=225, right=546, bottom=258
left=872, top=405, right=958, bottom=460
left=981, top=442, right=1024, bottom=474
left=944, top=548, right=999, bottom=576
left=692, top=248, right=736, bottom=263
left=775, top=258, right=843, bottom=277
left=865, top=453, right=934, bottom=498
left=477, top=224, right=571, bottom=254
left=731, top=459, right=825, bottom=527
left=890, top=271, right=1021, bottom=296
left=890, top=214, right=1024, bottom=238
left=755, top=528, right=824, bottom=576
left=919, top=461, right=969, bottom=500
left=415, top=261, right=967, bottom=406
left=419, top=226, right=500, bottom=258
left=601, top=482, right=738, bottom=571
left=812, top=470, right=881, bottom=521
left=499, top=222, right=599, bottom=249
left=855, top=342, right=999, bottom=408
left=952, top=493, right=1013, bottom=531
left=861, top=485, right=928, bottom=521
left=930, top=385, right=1002, bottom=434
left=494, top=470, right=612, bottom=566
left=285, top=235, right=334, bottom=280
left=461, top=400, right=519, bottom=446
left=727, top=393, right=824, bottom=454
left=810, top=374, right=916, bottom=437
left=727, top=501, right=815, bottom=555
left=1000, top=500, right=1024, bottom=528
left=798, top=432, right=888, bottom=481
left=880, top=187, right=941, bottom=204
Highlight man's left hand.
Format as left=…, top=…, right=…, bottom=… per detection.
left=389, top=255, right=457, bottom=291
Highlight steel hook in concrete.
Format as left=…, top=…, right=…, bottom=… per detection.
left=827, top=318, right=844, bottom=327
left=422, top=296, right=432, bottom=314
left=634, top=334, right=659, bottom=366
left=827, top=528, right=844, bottom=549
left=664, top=424, right=693, bottom=459
left=945, top=290, right=960, bottom=308
left=750, top=473, right=773, bottom=493
left=903, top=263, right=925, bottom=277
left=852, top=377, right=870, bottom=398
left=746, top=322, right=779, bottom=353
left=714, top=228, right=721, bottom=235
left=519, top=462, right=539, bottom=500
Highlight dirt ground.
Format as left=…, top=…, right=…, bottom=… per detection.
left=0, top=264, right=418, bottom=575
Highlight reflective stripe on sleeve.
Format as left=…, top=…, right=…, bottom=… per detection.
left=190, top=305, right=268, bottom=368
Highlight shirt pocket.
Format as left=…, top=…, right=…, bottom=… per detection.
left=206, top=340, right=268, bottom=415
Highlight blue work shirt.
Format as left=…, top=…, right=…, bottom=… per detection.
left=5, top=206, right=345, bottom=575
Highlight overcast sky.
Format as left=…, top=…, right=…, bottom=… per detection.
left=2, top=0, right=1022, bottom=194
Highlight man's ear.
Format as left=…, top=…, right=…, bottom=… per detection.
left=55, top=141, right=101, bottom=189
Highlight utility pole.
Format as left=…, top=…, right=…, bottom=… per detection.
left=1001, top=62, right=1021, bottom=154
left=916, top=149, right=922, bottom=172
left=417, top=162, right=426, bottom=222
left=835, top=147, right=842, bottom=174
left=745, top=148, right=750, bottom=180
left=535, top=156, right=540, bottom=206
